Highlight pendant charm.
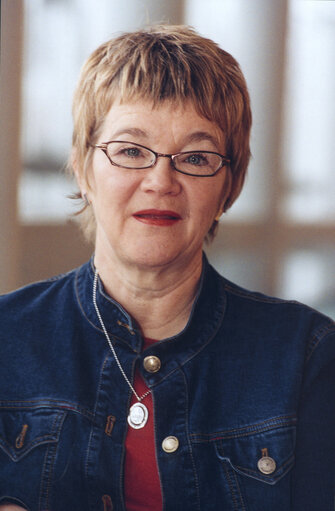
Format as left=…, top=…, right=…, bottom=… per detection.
left=127, top=402, right=149, bottom=429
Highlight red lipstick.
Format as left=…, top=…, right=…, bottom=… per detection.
left=133, top=209, right=181, bottom=226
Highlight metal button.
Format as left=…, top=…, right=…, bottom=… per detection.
left=162, top=436, right=179, bottom=453
left=143, top=355, right=161, bottom=373
left=257, top=456, right=276, bottom=474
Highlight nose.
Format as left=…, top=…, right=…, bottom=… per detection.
left=140, top=156, right=181, bottom=196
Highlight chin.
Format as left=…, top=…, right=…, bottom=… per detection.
left=124, top=245, right=183, bottom=269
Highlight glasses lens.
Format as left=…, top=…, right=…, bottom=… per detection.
left=173, top=152, right=222, bottom=175
left=106, top=142, right=155, bottom=168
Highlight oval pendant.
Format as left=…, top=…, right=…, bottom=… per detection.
left=127, top=402, right=148, bottom=429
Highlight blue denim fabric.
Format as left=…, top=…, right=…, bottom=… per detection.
left=0, top=255, right=334, bottom=511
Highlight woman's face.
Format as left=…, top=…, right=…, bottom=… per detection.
left=82, top=100, right=231, bottom=272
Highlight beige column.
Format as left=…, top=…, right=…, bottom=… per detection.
left=0, top=0, right=23, bottom=293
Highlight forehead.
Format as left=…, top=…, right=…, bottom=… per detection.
left=99, top=99, right=225, bottom=149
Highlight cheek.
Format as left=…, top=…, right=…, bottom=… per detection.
left=194, top=182, right=225, bottom=215
left=188, top=191, right=220, bottom=230
left=92, top=169, right=141, bottom=211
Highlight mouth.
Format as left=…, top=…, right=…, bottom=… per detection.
left=132, top=209, right=182, bottom=226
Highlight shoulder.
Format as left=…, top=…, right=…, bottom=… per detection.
left=219, top=267, right=333, bottom=324
left=208, top=262, right=335, bottom=356
left=0, top=263, right=87, bottom=321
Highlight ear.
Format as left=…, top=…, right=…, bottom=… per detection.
left=215, top=200, right=227, bottom=221
left=215, top=207, right=224, bottom=222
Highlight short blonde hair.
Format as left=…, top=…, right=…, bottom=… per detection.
left=69, top=25, right=252, bottom=241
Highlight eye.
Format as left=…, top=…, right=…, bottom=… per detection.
left=124, top=146, right=141, bottom=158
left=184, top=153, right=209, bottom=166
left=106, top=142, right=154, bottom=169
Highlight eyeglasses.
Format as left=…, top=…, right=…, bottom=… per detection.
left=94, top=140, right=230, bottom=177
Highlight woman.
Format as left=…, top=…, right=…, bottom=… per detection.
left=0, top=25, right=334, bottom=511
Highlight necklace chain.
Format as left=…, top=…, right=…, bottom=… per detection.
left=92, top=269, right=151, bottom=402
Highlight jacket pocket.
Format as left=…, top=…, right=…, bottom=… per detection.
left=191, top=415, right=296, bottom=510
left=214, top=418, right=296, bottom=485
left=0, top=405, right=67, bottom=511
left=0, top=407, right=65, bottom=462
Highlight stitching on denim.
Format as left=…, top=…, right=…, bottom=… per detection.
left=119, top=385, right=134, bottom=511
left=0, top=410, right=69, bottom=461
left=38, top=411, right=66, bottom=510
left=75, top=267, right=137, bottom=338
left=235, top=454, right=294, bottom=479
left=190, top=414, right=297, bottom=442
left=192, top=424, right=295, bottom=442
left=45, top=412, right=66, bottom=509
left=84, top=355, right=110, bottom=482
left=0, top=441, right=16, bottom=460
left=223, top=279, right=335, bottom=338
left=181, top=367, right=201, bottom=511
left=1, top=435, right=58, bottom=461
left=0, top=399, right=95, bottom=422
left=151, top=388, right=165, bottom=511
left=75, top=269, right=106, bottom=334
left=19, top=434, right=58, bottom=447
left=44, top=270, right=74, bottom=282
left=146, top=313, right=226, bottom=390
left=39, top=442, right=56, bottom=510
left=231, top=467, right=246, bottom=511
left=223, top=462, right=239, bottom=511
left=75, top=262, right=227, bottom=388
left=75, top=273, right=138, bottom=355
left=0, top=269, right=76, bottom=297
left=99, top=282, right=135, bottom=330
left=306, top=323, right=335, bottom=363
left=43, top=265, right=79, bottom=284
left=223, top=281, right=300, bottom=305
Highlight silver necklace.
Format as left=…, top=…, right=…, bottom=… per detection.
left=92, top=269, right=151, bottom=429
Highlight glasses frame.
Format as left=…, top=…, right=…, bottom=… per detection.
left=94, top=140, right=230, bottom=177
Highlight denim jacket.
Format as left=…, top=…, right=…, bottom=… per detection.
left=0, top=256, right=334, bottom=511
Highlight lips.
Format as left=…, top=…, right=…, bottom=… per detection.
left=133, top=209, right=181, bottom=226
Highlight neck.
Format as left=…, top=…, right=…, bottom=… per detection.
left=94, top=251, right=203, bottom=340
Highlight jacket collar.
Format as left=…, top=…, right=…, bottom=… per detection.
left=75, top=253, right=227, bottom=361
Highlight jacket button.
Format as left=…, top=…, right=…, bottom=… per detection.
left=162, top=436, right=179, bottom=453
left=257, top=456, right=276, bottom=474
left=143, top=355, right=161, bottom=373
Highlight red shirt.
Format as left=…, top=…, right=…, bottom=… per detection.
left=124, top=338, right=163, bottom=511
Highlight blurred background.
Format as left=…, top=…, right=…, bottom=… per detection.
left=1, top=0, right=334, bottom=317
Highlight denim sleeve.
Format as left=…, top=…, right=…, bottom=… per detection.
left=292, top=323, right=335, bottom=509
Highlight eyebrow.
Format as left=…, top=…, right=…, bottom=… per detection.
left=109, top=128, right=221, bottom=149
left=183, top=131, right=221, bottom=148
left=110, top=128, right=148, bottom=139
